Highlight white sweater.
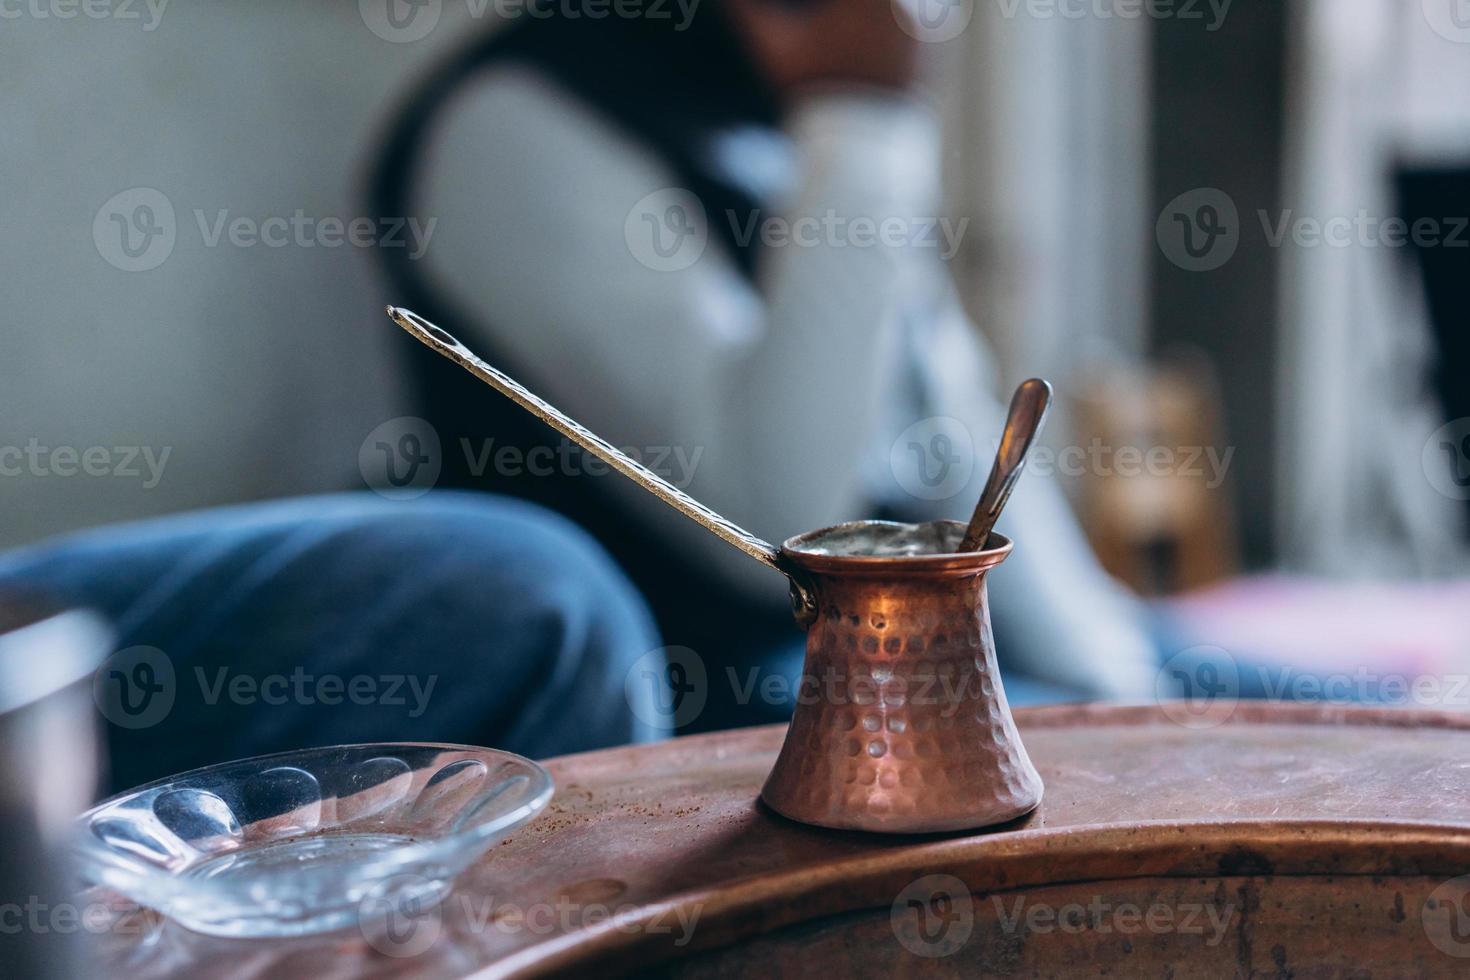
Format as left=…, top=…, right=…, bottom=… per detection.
left=413, top=64, right=1157, bottom=699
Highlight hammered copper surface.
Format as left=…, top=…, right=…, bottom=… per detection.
left=90, top=705, right=1470, bottom=979
left=761, top=525, right=1042, bottom=833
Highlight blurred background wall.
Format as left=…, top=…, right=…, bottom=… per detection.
left=2, top=2, right=482, bottom=547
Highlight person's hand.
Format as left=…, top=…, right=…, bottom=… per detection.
left=723, top=0, right=920, bottom=98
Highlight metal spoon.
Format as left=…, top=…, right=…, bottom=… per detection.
left=960, top=378, right=1053, bottom=552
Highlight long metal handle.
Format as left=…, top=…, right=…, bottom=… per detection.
left=961, top=378, right=1053, bottom=552
left=387, top=306, right=788, bottom=573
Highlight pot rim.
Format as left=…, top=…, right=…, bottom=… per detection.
left=779, top=520, right=1013, bottom=577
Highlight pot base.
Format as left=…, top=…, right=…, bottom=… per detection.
left=760, top=783, right=1042, bottom=835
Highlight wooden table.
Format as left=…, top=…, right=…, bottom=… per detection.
left=95, top=704, right=1470, bottom=977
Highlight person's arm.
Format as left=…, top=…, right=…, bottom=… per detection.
left=416, top=65, right=941, bottom=605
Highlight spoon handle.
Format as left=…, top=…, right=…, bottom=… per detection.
left=387, top=306, right=786, bottom=572
left=960, top=378, right=1053, bottom=552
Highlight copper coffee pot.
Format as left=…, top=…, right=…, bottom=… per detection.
left=388, top=307, right=1048, bottom=833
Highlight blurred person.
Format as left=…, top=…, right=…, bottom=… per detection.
left=0, top=0, right=1162, bottom=795
left=372, top=0, right=1160, bottom=719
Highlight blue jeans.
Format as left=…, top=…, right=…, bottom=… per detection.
left=0, top=493, right=664, bottom=793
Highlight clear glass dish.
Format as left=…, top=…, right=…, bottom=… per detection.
left=72, top=743, right=553, bottom=937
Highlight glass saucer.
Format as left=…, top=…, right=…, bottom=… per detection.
left=72, top=743, right=552, bottom=937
